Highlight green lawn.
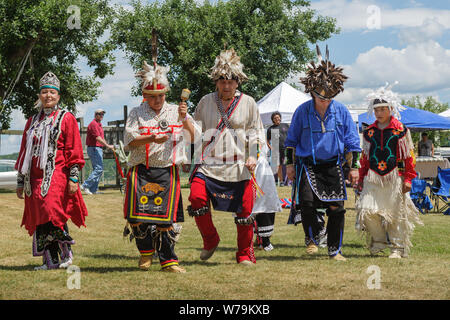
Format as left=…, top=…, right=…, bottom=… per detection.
left=0, top=186, right=449, bottom=300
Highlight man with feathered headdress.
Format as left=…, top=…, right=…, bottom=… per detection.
left=356, top=83, right=423, bottom=258
left=122, top=59, right=198, bottom=273
left=187, top=48, right=265, bottom=266
left=285, top=45, right=361, bottom=261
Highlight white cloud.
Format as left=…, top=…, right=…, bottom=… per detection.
left=344, top=40, right=450, bottom=93
left=398, top=18, right=445, bottom=44
left=310, top=0, right=450, bottom=32
left=286, top=39, right=450, bottom=108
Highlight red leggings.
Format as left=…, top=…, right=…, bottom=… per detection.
left=188, top=177, right=255, bottom=263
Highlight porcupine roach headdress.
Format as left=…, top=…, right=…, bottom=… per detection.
left=209, top=48, right=248, bottom=84
left=135, top=61, right=170, bottom=95
left=135, top=28, right=170, bottom=95
left=300, top=45, right=348, bottom=100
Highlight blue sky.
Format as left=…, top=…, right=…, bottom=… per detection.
left=2, top=0, right=450, bottom=154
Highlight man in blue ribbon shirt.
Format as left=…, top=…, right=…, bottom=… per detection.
left=285, top=46, right=361, bottom=261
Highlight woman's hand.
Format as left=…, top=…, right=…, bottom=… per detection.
left=286, top=164, right=295, bottom=182
left=402, top=182, right=412, bottom=194
left=68, top=181, right=78, bottom=195
left=245, top=156, right=257, bottom=173
left=16, top=188, right=24, bottom=199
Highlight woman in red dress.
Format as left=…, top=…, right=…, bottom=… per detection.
left=15, top=72, right=88, bottom=270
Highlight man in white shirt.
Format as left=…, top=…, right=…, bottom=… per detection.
left=187, top=49, right=264, bottom=266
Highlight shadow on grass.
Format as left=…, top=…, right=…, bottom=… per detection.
left=85, top=253, right=136, bottom=260
left=0, top=263, right=139, bottom=273
left=0, top=264, right=37, bottom=271
left=77, top=266, right=140, bottom=273
left=254, top=255, right=300, bottom=262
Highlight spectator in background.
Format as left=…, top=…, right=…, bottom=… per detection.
left=80, top=109, right=114, bottom=195
left=418, top=132, right=434, bottom=157
left=266, top=112, right=290, bottom=186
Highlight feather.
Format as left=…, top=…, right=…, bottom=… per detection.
left=300, top=46, right=347, bottom=98
left=209, top=48, right=248, bottom=83
left=135, top=60, right=170, bottom=91
left=316, top=44, right=322, bottom=62
left=152, top=28, right=158, bottom=67
left=366, top=82, right=404, bottom=119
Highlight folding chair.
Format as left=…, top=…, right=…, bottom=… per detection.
left=410, top=178, right=433, bottom=214
left=430, top=167, right=450, bottom=215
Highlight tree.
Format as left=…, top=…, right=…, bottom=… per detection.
left=112, top=0, right=339, bottom=110
left=402, top=95, right=450, bottom=147
left=0, top=0, right=117, bottom=129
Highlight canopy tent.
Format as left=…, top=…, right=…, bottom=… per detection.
left=257, top=81, right=310, bottom=126
left=358, top=106, right=450, bottom=132
left=439, top=109, right=450, bottom=118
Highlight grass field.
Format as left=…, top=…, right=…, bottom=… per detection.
left=0, top=184, right=449, bottom=300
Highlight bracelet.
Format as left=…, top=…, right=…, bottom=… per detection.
left=69, top=177, right=79, bottom=183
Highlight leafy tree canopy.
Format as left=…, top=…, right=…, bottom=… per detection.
left=0, top=0, right=116, bottom=129
left=112, top=0, right=339, bottom=110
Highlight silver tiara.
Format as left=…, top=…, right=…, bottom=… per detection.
left=39, top=72, right=60, bottom=91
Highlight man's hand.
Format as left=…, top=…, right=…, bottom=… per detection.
left=356, top=180, right=364, bottom=192
left=179, top=101, right=188, bottom=120
left=16, top=188, right=24, bottom=199
left=182, top=164, right=191, bottom=173
left=402, top=182, right=412, bottom=194
left=68, top=181, right=78, bottom=195
left=148, top=133, right=169, bottom=144
left=153, top=134, right=169, bottom=144
left=245, top=156, right=257, bottom=173
left=286, top=164, right=295, bottom=182
left=348, top=169, right=359, bottom=188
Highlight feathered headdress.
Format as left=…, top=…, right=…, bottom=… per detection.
left=135, top=61, right=170, bottom=95
left=135, top=29, right=170, bottom=95
left=209, top=48, right=248, bottom=84
left=300, top=45, right=347, bottom=100
left=366, top=82, right=405, bottom=119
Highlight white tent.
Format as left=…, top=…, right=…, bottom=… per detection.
left=439, top=109, right=450, bottom=118
left=257, top=81, right=310, bottom=126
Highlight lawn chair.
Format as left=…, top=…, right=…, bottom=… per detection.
left=410, top=178, right=433, bottom=214
left=430, top=167, right=450, bottom=215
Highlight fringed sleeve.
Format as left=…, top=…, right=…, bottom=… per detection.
left=14, top=117, right=33, bottom=172
left=398, top=128, right=416, bottom=184
left=358, top=152, right=370, bottom=183
left=362, top=133, right=371, bottom=159
left=398, top=127, right=415, bottom=161
left=62, top=112, right=85, bottom=170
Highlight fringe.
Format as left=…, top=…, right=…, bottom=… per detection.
left=364, top=168, right=400, bottom=188
left=398, top=130, right=414, bottom=160
left=356, top=186, right=423, bottom=253
left=395, top=195, right=424, bottom=254
left=362, top=138, right=371, bottom=159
